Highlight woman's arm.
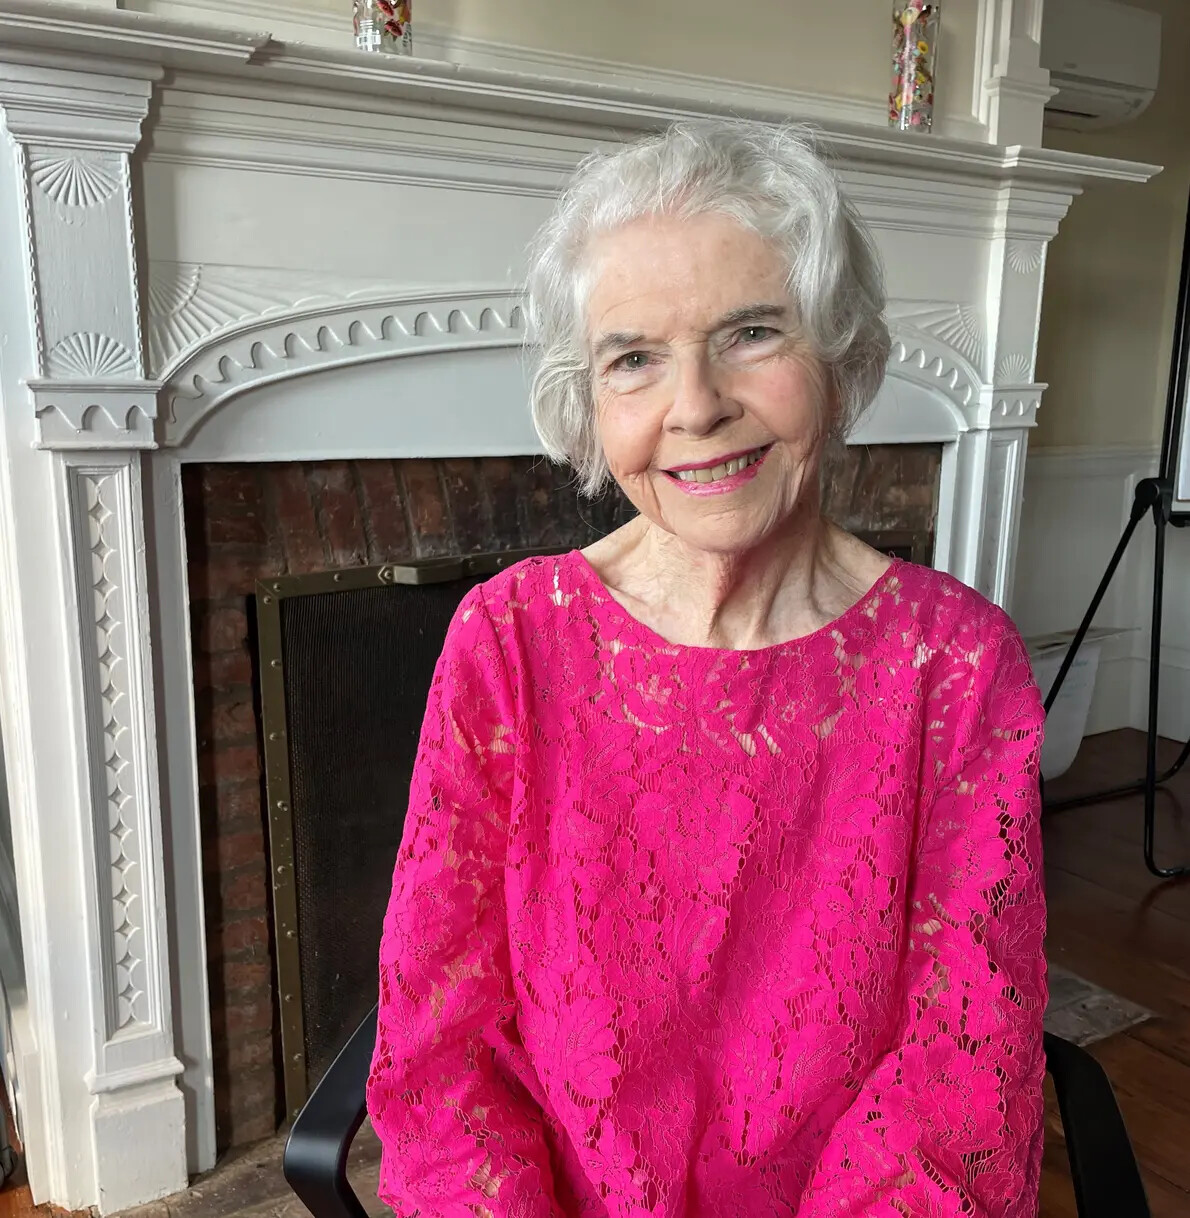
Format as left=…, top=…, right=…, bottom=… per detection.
left=366, top=588, right=563, bottom=1218
left=799, top=619, right=1047, bottom=1216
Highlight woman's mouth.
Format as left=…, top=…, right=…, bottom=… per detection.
left=663, top=444, right=772, bottom=495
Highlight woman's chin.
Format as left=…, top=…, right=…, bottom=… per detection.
left=657, top=506, right=789, bottom=557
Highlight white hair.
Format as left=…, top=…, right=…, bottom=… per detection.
left=525, top=119, right=891, bottom=496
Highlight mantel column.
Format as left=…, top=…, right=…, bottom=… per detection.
left=0, top=54, right=193, bottom=1213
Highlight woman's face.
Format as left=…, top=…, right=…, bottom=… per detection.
left=585, top=212, right=833, bottom=556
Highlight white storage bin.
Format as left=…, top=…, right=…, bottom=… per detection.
left=1026, top=628, right=1125, bottom=781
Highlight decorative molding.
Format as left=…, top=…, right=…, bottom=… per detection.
left=156, top=293, right=1001, bottom=452
left=160, top=290, right=526, bottom=445
left=990, top=386, right=1044, bottom=429
left=888, top=301, right=986, bottom=376
left=28, top=153, right=120, bottom=209
left=31, top=382, right=160, bottom=450
left=12, top=143, right=45, bottom=374
left=1006, top=240, right=1044, bottom=275
left=147, top=262, right=391, bottom=376
left=0, top=58, right=158, bottom=151
left=47, top=334, right=137, bottom=379
left=885, top=337, right=979, bottom=414
left=67, top=467, right=152, bottom=1037
left=995, top=351, right=1033, bottom=383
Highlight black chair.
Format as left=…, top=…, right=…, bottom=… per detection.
left=283, top=1005, right=1151, bottom=1218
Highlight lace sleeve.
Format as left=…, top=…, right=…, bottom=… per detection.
left=366, top=588, right=562, bottom=1218
left=798, top=620, right=1048, bottom=1216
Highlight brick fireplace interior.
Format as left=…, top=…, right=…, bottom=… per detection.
left=183, top=445, right=941, bottom=1149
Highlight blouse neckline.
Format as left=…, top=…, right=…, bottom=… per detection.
left=565, top=548, right=902, bottom=657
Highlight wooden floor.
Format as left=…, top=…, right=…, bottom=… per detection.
left=1040, top=730, right=1190, bottom=1217
left=1, top=729, right=1188, bottom=1217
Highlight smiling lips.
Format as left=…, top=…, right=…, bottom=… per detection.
left=664, top=444, right=772, bottom=493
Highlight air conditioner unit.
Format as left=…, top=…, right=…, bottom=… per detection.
left=1040, top=0, right=1161, bottom=131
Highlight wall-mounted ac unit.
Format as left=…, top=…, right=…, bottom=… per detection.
left=1040, top=0, right=1161, bottom=131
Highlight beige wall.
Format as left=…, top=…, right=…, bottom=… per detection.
left=1033, top=0, right=1190, bottom=450
left=423, top=0, right=978, bottom=123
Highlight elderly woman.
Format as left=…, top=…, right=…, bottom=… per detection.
left=367, top=121, right=1047, bottom=1216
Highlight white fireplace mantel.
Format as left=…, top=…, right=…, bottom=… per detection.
left=0, top=0, right=1160, bottom=1211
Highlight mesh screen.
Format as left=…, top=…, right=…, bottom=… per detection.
left=280, top=574, right=486, bottom=1087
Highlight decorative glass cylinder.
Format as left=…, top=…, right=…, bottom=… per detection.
left=353, top=0, right=413, bottom=55
left=890, top=2, right=940, bottom=132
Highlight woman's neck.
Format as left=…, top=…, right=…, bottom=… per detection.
left=585, top=509, right=891, bottom=650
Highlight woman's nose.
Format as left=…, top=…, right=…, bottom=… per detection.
left=664, top=350, right=740, bottom=436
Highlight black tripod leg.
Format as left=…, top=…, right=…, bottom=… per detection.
left=1043, top=481, right=1156, bottom=716
left=1156, top=731, right=1190, bottom=784
left=1143, top=507, right=1190, bottom=878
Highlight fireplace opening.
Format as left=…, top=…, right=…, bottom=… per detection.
left=255, top=552, right=558, bottom=1117
left=183, top=444, right=940, bottom=1150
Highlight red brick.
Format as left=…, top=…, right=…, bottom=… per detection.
left=199, top=465, right=264, bottom=510
left=214, top=829, right=267, bottom=872
left=309, top=462, right=367, bottom=569
left=480, top=456, right=528, bottom=551
left=225, top=993, right=274, bottom=1037
left=210, top=780, right=264, bottom=829
left=221, top=865, right=267, bottom=915
left=222, top=1065, right=278, bottom=1142
left=215, top=914, right=270, bottom=957
left=227, top=1030, right=277, bottom=1071
left=222, top=957, right=273, bottom=993
left=212, top=698, right=257, bottom=745
left=193, top=549, right=284, bottom=601
left=441, top=458, right=489, bottom=550
left=398, top=461, right=453, bottom=557
left=198, top=743, right=260, bottom=786
left=192, top=648, right=254, bottom=695
left=206, top=511, right=269, bottom=547
left=522, top=458, right=579, bottom=547
left=195, top=605, right=249, bottom=654
left=267, top=464, right=325, bottom=574
left=356, top=460, right=412, bottom=563
left=226, top=1109, right=276, bottom=1146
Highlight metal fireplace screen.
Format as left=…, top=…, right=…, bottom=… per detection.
left=255, top=552, right=545, bottom=1117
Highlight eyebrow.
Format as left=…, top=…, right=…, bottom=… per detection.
left=590, top=303, right=789, bottom=363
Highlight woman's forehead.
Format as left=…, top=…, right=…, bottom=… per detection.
left=585, top=214, right=790, bottom=339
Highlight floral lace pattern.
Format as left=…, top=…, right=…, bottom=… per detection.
left=367, top=553, right=1047, bottom=1217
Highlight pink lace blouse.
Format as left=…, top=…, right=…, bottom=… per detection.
left=367, top=552, right=1047, bottom=1217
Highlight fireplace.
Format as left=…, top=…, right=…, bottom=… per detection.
left=184, top=446, right=940, bottom=1147
left=0, top=4, right=1158, bottom=1208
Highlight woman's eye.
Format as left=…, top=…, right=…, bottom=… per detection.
left=613, top=351, right=651, bottom=372
left=738, top=325, right=776, bottom=344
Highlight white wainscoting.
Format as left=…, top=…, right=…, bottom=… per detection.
left=1013, top=444, right=1190, bottom=742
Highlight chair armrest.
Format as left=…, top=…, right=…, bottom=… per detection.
left=283, top=1004, right=379, bottom=1218
left=1044, top=1032, right=1150, bottom=1218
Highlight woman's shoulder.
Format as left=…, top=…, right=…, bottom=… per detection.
left=474, top=550, right=582, bottom=609
left=890, top=559, right=1018, bottom=636
left=883, top=559, right=1031, bottom=681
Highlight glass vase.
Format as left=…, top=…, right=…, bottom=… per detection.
left=890, top=2, right=940, bottom=132
left=353, top=0, right=413, bottom=55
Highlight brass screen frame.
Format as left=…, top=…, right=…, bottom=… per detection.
left=255, top=549, right=552, bottom=1118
